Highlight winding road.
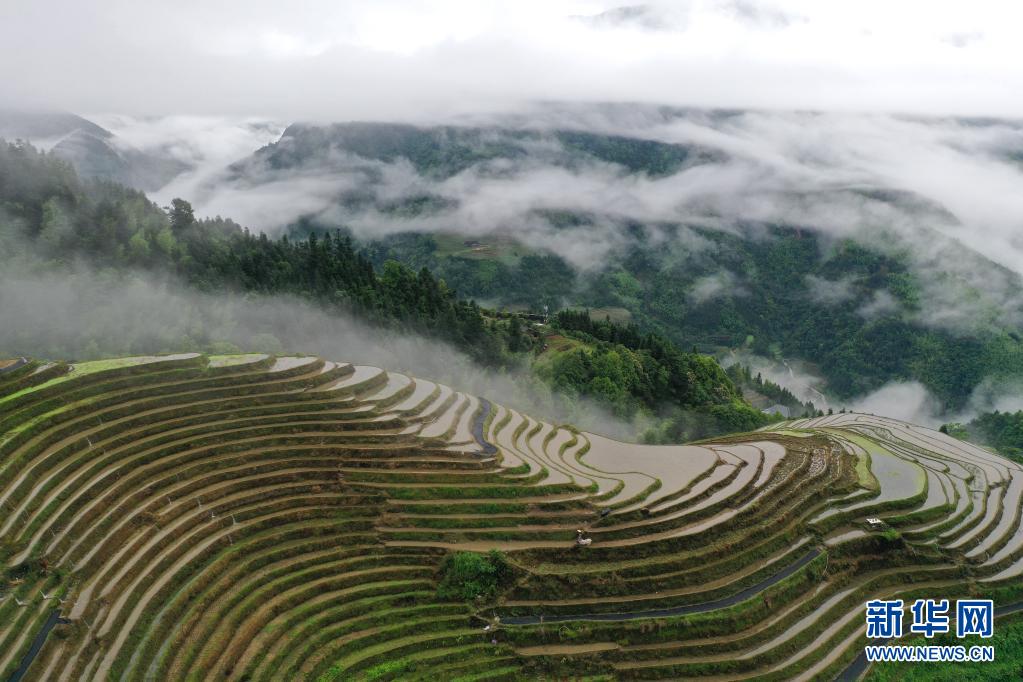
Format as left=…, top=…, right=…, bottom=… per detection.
left=8, top=609, right=71, bottom=682
left=473, top=398, right=498, bottom=456
left=501, top=548, right=821, bottom=625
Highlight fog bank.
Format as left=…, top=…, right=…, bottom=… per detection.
left=0, top=263, right=639, bottom=440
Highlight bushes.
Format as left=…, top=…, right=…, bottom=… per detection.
left=436, top=550, right=514, bottom=602
left=944, top=411, right=1023, bottom=463
left=539, top=312, right=770, bottom=440
left=866, top=613, right=1023, bottom=681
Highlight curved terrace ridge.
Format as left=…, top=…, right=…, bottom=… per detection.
left=0, top=353, right=1020, bottom=681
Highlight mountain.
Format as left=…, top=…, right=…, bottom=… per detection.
left=942, top=411, right=1023, bottom=462
left=0, top=109, right=112, bottom=141
left=0, top=353, right=1019, bottom=679
left=218, top=117, right=1023, bottom=413
left=233, top=120, right=724, bottom=180
left=0, top=139, right=771, bottom=443
left=0, top=109, right=187, bottom=191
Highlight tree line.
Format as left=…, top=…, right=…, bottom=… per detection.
left=0, top=139, right=772, bottom=443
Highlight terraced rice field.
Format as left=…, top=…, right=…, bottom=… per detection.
left=0, top=354, right=1020, bottom=681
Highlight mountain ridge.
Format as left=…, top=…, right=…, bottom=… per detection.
left=0, top=109, right=187, bottom=191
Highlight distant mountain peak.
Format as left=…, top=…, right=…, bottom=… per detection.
left=0, top=109, right=112, bottom=143
left=0, top=109, right=187, bottom=191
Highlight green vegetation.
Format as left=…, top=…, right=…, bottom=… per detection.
left=436, top=550, right=513, bottom=602
left=0, top=139, right=777, bottom=444
left=0, top=140, right=519, bottom=367
left=0, top=354, right=1020, bottom=680
left=360, top=202, right=1023, bottom=415
left=866, top=614, right=1023, bottom=681
left=5, top=120, right=1023, bottom=682
left=942, top=411, right=1023, bottom=462
left=541, top=310, right=780, bottom=442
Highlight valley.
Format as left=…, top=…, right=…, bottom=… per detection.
left=4, top=4, right=1023, bottom=680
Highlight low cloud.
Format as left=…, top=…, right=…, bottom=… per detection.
left=0, top=261, right=639, bottom=440
left=166, top=108, right=1023, bottom=338
left=804, top=274, right=856, bottom=305
left=849, top=381, right=943, bottom=427
left=93, top=114, right=285, bottom=211
left=959, top=376, right=1023, bottom=418
left=847, top=376, right=1023, bottom=428
left=690, top=271, right=745, bottom=304
left=857, top=290, right=900, bottom=319
left=724, top=350, right=829, bottom=410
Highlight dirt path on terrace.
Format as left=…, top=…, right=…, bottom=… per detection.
left=615, top=576, right=962, bottom=674
left=386, top=492, right=591, bottom=505
left=516, top=642, right=620, bottom=656
left=197, top=565, right=433, bottom=679
left=23, top=452, right=343, bottom=565
left=0, top=364, right=350, bottom=524
left=233, top=584, right=433, bottom=680
left=504, top=539, right=811, bottom=607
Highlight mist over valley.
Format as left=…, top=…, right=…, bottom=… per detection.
left=3, top=3, right=1023, bottom=680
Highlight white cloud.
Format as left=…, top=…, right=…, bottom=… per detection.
left=690, top=271, right=745, bottom=304
left=857, top=290, right=900, bottom=319
left=4, top=1, right=1023, bottom=118
left=724, top=351, right=830, bottom=410
left=851, top=381, right=943, bottom=427
left=91, top=115, right=286, bottom=210
left=0, top=260, right=641, bottom=440
left=805, top=274, right=855, bottom=305
left=165, top=108, right=1023, bottom=336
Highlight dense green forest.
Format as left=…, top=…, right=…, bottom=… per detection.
left=257, top=123, right=1023, bottom=415
left=240, top=121, right=722, bottom=181
left=724, top=362, right=817, bottom=416
left=0, top=141, right=514, bottom=365
left=0, top=139, right=768, bottom=441
left=544, top=310, right=783, bottom=441
left=361, top=226, right=1023, bottom=413
left=942, top=411, right=1023, bottom=463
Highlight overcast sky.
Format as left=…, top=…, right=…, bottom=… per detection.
left=3, top=0, right=1022, bottom=120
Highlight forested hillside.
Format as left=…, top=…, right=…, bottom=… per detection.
left=942, top=411, right=1023, bottom=463
left=543, top=310, right=784, bottom=442
left=0, top=139, right=769, bottom=440
left=236, top=121, right=1023, bottom=412
left=363, top=221, right=1023, bottom=412
left=0, top=140, right=513, bottom=364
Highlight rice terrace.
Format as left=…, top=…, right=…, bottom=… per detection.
left=0, top=352, right=1020, bottom=681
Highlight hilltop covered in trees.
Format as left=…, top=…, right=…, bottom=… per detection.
left=0, top=139, right=766, bottom=442
left=543, top=310, right=777, bottom=442
left=0, top=140, right=522, bottom=366
left=942, top=411, right=1023, bottom=463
